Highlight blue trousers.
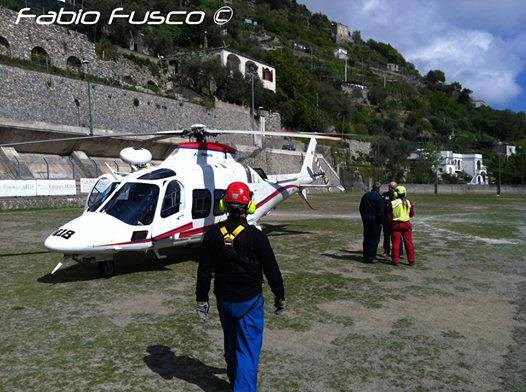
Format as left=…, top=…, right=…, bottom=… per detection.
left=362, top=216, right=381, bottom=262
left=217, top=294, right=264, bottom=392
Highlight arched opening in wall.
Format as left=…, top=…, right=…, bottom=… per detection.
left=66, top=56, right=82, bottom=71
left=476, top=160, right=481, bottom=170
left=0, top=36, right=9, bottom=55
left=146, top=80, right=159, bottom=93
left=122, top=75, right=137, bottom=86
left=245, top=61, right=258, bottom=77
left=226, top=53, right=240, bottom=73
left=31, top=46, right=50, bottom=67
left=262, top=67, right=273, bottom=82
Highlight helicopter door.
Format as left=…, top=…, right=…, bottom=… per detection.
left=151, top=180, right=187, bottom=244
left=85, top=174, right=119, bottom=212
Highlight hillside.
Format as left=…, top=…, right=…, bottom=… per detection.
left=1, top=0, right=524, bottom=184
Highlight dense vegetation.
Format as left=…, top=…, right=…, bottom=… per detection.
left=1, top=0, right=524, bottom=183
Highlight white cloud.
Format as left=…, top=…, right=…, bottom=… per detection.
left=300, top=0, right=526, bottom=107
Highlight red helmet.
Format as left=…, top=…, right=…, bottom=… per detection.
left=388, top=181, right=398, bottom=190
left=225, top=182, right=252, bottom=205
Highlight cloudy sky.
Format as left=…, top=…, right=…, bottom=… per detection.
left=299, top=0, right=526, bottom=112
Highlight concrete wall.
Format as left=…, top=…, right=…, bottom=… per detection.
left=404, top=184, right=526, bottom=194
left=0, top=195, right=84, bottom=210
left=0, top=64, right=280, bottom=136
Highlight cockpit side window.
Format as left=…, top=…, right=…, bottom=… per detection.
left=102, top=183, right=159, bottom=226
left=87, top=178, right=119, bottom=212
left=161, top=180, right=182, bottom=218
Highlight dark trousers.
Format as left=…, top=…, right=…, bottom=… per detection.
left=362, top=216, right=381, bottom=262
left=383, top=223, right=403, bottom=256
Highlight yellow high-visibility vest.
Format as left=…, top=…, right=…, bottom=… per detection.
left=391, top=199, right=411, bottom=222
left=220, top=225, right=246, bottom=247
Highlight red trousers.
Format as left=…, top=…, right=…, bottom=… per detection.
left=390, top=221, right=415, bottom=264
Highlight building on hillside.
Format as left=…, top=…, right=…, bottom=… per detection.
left=333, top=22, right=351, bottom=43
left=334, top=47, right=348, bottom=60
left=410, top=150, right=489, bottom=185
left=215, top=48, right=276, bottom=92
left=386, top=63, right=400, bottom=72
left=496, top=144, right=517, bottom=157
left=439, top=151, right=488, bottom=185
left=290, top=40, right=312, bottom=55
left=341, top=82, right=368, bottom=99
left=472, top=100, right=488, bottom=108
left=128, top=32, right=150, bottom=55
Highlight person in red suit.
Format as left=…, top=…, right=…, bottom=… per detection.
left=386, top=185, right=415, bottom=266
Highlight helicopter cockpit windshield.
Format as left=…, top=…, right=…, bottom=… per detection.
left=101, top=182, right=160, bottom=226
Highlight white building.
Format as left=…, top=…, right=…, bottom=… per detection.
left=334, top=47, right=348, bottom=60
left=215, top=48, right=276, bottom=92
left=439, top=151, right=488, bottom=185
left=386, top=63, right=400, bottom=72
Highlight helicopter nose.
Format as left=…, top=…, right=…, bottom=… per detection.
left=44, top=213, right=142, bottom=254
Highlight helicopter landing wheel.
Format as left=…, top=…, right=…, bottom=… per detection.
left=97, top=259, right=116, bottom=278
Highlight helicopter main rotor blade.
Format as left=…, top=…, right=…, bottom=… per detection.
left=0, top=130, right=187, bottom=148
left=202, top=129, right=342, bottom=141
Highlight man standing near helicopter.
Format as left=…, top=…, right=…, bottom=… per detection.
left=196, top=181, right=285, bottom=392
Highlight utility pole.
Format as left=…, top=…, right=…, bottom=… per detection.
left=495, top=141, right=503, bottom=196
left=82, top=60, right=94, bottom=136
left=250, top=73, right=255, bottom=131
left=344, top=58, right=348, bottom=82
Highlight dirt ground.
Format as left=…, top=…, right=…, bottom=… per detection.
left=0, top=193, right=524, bottom=391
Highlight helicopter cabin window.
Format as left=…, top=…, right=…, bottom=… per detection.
left=192, top=189, right=211, bottom=219
left=161, top=180, right=181, bottom=218
left=139, top=168, right=176, bottom=180
left=87, top=178, right=119, bottom=212
left=213, top=189, right=226, bottom=216
left=102, top=183, right=159, bottom=226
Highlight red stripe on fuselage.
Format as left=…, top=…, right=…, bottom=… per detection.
left=256, top=185, right=298, bottom=208
left=152, top=222, right=193, bottom=241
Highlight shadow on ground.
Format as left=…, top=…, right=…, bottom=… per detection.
left=143, top=345, right=230, bottom=391
left=261, top=223, right=312, bottom=237
left=0, top=250, right=50, bottom=258
left=322, top=249, right=393, bottom=265
left=37, top=247, right=199, bottom=284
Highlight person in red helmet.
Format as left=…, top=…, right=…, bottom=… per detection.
left=381, top=181, right=403, bottom=258
left=387, top=185, right=415, bottom=266
left=196, top=181, right=285, bottom=392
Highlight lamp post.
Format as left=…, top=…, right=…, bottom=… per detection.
left=496, top=141, right=503, bottom=196
left=82, top=59, right=94, bottom=136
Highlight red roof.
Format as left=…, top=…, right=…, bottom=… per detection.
left=178, top=142, right=237, bottom=154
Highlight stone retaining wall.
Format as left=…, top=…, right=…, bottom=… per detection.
left=0, top=64, right=280, bottom=137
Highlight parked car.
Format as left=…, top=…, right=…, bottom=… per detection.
left=282, top=143, right=296, bottom=151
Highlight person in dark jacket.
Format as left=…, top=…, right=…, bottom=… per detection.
left=359, top=183, right=385, bottom=263
left=196, top=181, right=285, bottom=392
left=381, top=181, right=403, bottom=257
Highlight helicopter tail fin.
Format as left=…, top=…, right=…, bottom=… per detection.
left=300, top=138, right=317, bottom=179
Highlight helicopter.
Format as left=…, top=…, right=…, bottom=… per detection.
left=2, top=125, right=342, bottom=277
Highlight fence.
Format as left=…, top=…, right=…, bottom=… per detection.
left=2, top=156, right=133, bottom=180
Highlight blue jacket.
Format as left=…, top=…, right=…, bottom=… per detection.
left=359, top=190, right=385, bottom=223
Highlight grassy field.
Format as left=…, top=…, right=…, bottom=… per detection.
left=0, top=193, right=525, bottom=391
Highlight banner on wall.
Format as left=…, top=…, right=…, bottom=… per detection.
left=0, top=180, right=37, bottom=197
left=36, top=180, right=77, bottom=196
left=80, top=178, right=98, bottom=194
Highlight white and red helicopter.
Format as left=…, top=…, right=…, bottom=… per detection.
left=8, top=125, right=341, bottom=276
